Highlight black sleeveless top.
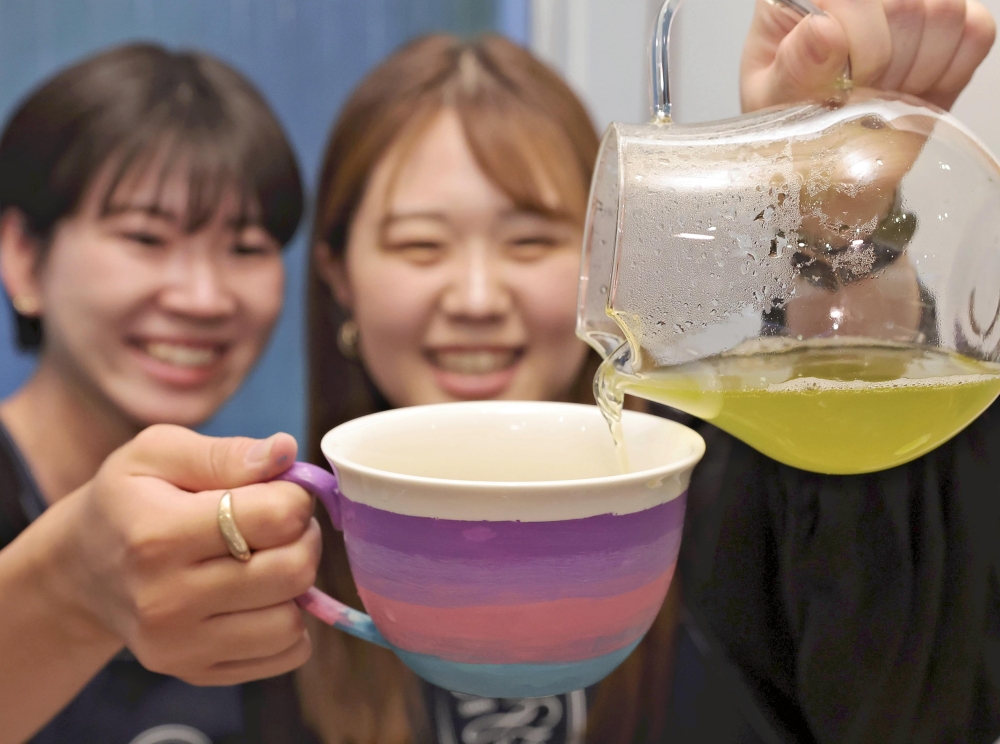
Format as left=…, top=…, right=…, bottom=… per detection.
left=675, top=401, right=1000, bottom=743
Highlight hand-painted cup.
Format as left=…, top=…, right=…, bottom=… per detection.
left=277, top=400, right=704, bottom=698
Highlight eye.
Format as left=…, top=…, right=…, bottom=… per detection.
left=122, top=230, right=167, bottom=248
left=506, top=234, right=562, bottom=261
left=232, top=242, right=275, bottom=257
left=385, top=240, right=446, bottom=265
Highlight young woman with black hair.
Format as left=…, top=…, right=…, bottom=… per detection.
left=0, top=44, right=319, bottom=744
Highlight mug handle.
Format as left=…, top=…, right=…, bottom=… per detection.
left=274, top=462, right=389, bottom=649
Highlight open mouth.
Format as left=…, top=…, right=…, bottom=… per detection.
left=132, top=340, right=226, bottom=369
left=425, top=348, right=525, bottom=375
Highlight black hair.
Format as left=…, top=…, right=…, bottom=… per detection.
left=0, top=43, right=304, bottom=350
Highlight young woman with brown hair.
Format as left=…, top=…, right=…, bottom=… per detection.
left=300, top=33, right=667, bottom=744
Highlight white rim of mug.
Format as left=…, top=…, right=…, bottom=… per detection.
left=321, top=400, right=706, bottom=491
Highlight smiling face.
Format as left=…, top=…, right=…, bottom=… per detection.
left=321, top=109, right=589, bottom=408
left=21, top=160, right=284, bottom=427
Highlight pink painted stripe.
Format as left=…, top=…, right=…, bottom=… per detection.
left=357, top=565, right=675, bottom=664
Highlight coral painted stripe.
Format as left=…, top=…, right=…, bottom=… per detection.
left=347, top=526, right=681, bottom=606
left=358, top=566, right=674, bottom=664
left=341, top=494, right=686, bottom=561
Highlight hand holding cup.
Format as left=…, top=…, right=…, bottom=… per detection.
left=56, top=424, right=320, bottom=686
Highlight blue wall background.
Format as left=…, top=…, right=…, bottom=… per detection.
left=0, top=0, right=529, bottom=443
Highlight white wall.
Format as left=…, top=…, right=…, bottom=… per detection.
left=530, top=0, right=1000, bottom=155
left=952, top=0, right=1000, bottom=157
left=529, top=0, right=663, bottom=130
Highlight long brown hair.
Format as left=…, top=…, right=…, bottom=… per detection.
left=301, top=34, right=678, bottom=744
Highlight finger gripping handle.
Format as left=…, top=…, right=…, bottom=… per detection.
left=273, top=462, right=388, bottom=649
left=276, top=461, right=342, bottom=529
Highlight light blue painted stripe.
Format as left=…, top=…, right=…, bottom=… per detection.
left=394, top=639, right=641, bottom=698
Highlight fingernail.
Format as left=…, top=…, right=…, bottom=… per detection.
left=246, top=435, right=275, bottom=468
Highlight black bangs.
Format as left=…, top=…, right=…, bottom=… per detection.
left=95, top=52, right=304, bottom=244
left=101, top=129, right=266, bottom=239
left=0, top=43, right=303, bottom=245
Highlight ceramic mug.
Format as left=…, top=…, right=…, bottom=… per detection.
left=276, top=401, right=704, bottom=698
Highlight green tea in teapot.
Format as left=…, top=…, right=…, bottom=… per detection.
left=597, top=338, right=1000, bottom=475
left=579, top=0, right=1000, bottom=476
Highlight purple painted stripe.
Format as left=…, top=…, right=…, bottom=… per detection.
left=340, top=493, right=686, bottom=561
left=347, top=528, right=681, bottom=606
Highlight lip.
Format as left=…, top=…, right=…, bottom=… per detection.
left=424, top=347, right=525, bottom=400
left=126, top=337, right=230, bottom=388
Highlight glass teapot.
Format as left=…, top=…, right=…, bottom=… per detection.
left=578, top=0, right=1000, bottom=474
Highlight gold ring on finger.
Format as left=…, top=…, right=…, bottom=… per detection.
left=217, top=491, right=252, bottom=562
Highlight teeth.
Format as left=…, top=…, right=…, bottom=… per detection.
left=432, top=351, right=517, bottom=375
left=145, top=342, right=218, bottom=368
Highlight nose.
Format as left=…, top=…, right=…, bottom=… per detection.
left=159, top=250, right=237, bottom=320
left=440, top=244, right=511, bottom=321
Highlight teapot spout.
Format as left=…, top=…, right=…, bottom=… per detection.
left=582, top=330, right=629, bottom=359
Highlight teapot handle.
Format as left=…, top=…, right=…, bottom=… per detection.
left=650, top=0, right=828, bottom=122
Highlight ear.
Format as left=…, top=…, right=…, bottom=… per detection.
left=313, top=241, right=354, bottom=311
left=0, top=209, right=45, bottom=317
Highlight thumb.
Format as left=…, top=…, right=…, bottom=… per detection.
left=120, top=424, right=299, bottom=492
left=743, top=13, right=850, bottom=111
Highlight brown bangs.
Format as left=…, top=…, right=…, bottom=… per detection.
left=457, top=92, right=590, bottom=223
left=312, top=33, right=600, bottom=258
left=454, top=47, right=594, bottom=223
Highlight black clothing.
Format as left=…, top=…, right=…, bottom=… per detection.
left=675, top=402, right=1000, bottom=743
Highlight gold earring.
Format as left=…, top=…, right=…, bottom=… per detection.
left=12, top=295, right=39, bottom=316
left=337, top=319, right=359, bottom=359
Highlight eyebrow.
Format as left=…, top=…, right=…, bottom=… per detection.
left=380, top=211, right=449, bottom=228
left=498, top=207, right=576, bottom=224
left=381, top=208, right=573, bottom=228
